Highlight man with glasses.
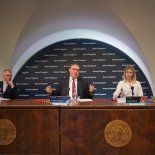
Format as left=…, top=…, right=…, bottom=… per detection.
left=45, top=63, right=94, bottom=99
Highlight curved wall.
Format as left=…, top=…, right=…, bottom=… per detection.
left=10, top=0, right=154, bottom=95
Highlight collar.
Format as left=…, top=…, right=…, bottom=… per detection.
left=3, top=81, right=8, bottom=84
left=124, top=80, right=134, bottom=84
left=69, top=77, right=77, bottom=81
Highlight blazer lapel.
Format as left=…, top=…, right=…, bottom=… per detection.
left=61, top=78, right=69, bottom=96
left=0, top=81, right=3, bottom=93
left=77, top=78, right=82, bottom=97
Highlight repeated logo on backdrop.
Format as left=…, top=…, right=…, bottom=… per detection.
left=13, top=39, right=153, bottom=99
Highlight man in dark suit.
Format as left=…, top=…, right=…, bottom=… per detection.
left=0, top=69, right=18, bottom=99
left=45, top=63, right=94, bottom=99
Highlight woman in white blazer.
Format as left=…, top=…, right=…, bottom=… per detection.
left=113, top=65, right=143, bottom=100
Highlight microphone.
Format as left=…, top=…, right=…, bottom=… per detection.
left=118, top=93, right=121, bottom=98
left=131, top=86, right=134, bottom=96
left=118, top=88, right=122, bottom=98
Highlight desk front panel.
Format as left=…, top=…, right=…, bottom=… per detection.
left=60, top=108, right=155, bottom=155
left=0, top=108, right=59, bottom=155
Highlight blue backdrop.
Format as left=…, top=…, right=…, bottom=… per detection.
left=13, top=39, right=153, bottom=99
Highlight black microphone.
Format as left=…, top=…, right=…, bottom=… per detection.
left=131, top=86, right=134, bottom=96
left=118, top=89, right=122, bottom=98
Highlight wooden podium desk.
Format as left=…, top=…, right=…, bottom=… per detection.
left=60, top=99, right=155, bottom=155
left=0, top=99, right=155, bottom=155
left=0, top=99, right=59, bottom=155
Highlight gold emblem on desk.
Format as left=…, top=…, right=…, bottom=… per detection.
left=104, top=120, right=132, bottom=147
left=0, top=119, right=16, bottom=145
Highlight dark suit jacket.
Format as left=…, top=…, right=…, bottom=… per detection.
left=51, top=77, right=94, bottom=99
left=0, top=81, right=18, bottom=99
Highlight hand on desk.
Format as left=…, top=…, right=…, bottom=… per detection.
left=89, top=84, right=94, bottom=93
left=112, top=95, right=117, bottom=101
left=45, top=85, right=53, bottom=95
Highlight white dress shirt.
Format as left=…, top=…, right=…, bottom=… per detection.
left=113, top=80, right=143, bottom=97
left=3, top=81, right=8, bottom=93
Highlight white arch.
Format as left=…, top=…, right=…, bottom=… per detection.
left=12, top=29, right=155, bottom=95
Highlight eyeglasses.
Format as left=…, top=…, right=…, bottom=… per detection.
left=71, top=68, right=80, bottom=72
left=5, top=74, right=12, bottom=77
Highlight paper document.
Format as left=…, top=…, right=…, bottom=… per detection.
left=117, top=97, right=126, bottom=104
left=1, top=98, right=10, bottom=101
left=52, top=102, right=69, bottom=105
left=128, top=102, right=146, bottom=106
left=77, top=99, right=93, bottom=102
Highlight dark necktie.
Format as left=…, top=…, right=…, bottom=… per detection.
left=72, top=79, right=76, bottom=98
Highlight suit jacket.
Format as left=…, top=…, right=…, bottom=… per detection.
left=51, top=77, right=94, bottom=99
left=0, top=81, right=18, bottom=99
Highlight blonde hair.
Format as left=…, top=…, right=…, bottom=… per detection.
left=122, top=65, right=137, bottom=83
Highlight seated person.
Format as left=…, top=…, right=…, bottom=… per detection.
left=45, top=63, right=94, bottom=99
left=0, top=69, right=18, bottom=99
left=113, top=65, right=143, bottom=100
